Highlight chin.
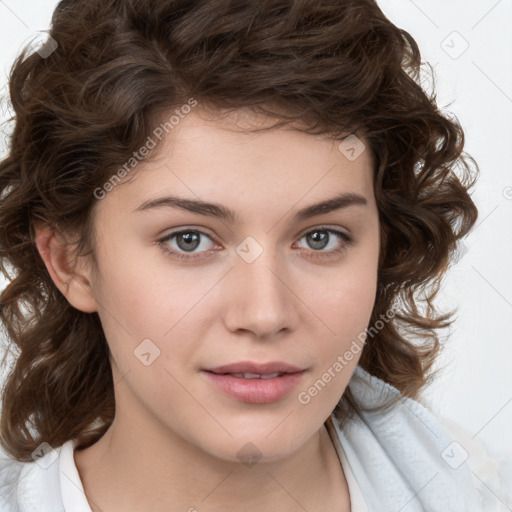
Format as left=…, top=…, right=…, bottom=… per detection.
left=206, top=439, right=299, bottom=466
left=196, top=420, right=315, bottom=465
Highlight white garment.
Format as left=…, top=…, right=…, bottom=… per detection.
left=0, top=365, right=510, bottom=511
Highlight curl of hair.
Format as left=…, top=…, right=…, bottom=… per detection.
left=0, top=0, right=478, bottom=461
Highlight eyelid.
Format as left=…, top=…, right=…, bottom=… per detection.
left=157, top=227, right=220, bottom=249
left=158, top=224, right=351, bottom=244
left=296, top=223, right=351, bottom=239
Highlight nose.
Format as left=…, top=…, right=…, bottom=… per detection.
left=222, top=242, right=298, bottom=340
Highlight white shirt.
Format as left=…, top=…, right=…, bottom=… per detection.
left=1, top=365, right=511, bottom=511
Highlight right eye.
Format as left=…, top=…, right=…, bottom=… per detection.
left=157, top=229, right=219, bottom=261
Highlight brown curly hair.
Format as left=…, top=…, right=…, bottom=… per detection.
left=0, top=0, right=478, bottom=462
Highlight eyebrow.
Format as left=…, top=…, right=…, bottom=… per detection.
left=132, top=192, right=368, bottom=222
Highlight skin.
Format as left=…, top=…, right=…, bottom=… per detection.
left=35, top=107, right=381, bottom=512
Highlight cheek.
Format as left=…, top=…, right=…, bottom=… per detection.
left=304, top=242, right=379, bottom=386
left=92, top=250, right=218, bottom=383
left=296, top=273, right=378, bottom=414
left=307, top=253, right=378, bottom=339
left=335, top=273, right=378, bottom=336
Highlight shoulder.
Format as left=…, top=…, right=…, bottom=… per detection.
left=330, top=366, right=512, bottom=511
left=0, top=442, right=65, bottom=512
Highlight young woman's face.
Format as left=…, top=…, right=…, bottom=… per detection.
left=86, top=108, right=380, bottom=463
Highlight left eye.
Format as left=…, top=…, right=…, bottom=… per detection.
left=295, top=228, right=352, bottom=252
left=157, top=227, right=353, bottom=261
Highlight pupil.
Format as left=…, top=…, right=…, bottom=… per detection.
left=178, top=232, right=200, bottom=251
left=308, top=230, right=328, bottom=250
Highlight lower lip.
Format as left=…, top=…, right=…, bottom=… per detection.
left=202, top=371, right=305, bottom=403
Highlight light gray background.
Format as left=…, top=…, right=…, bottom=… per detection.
left=0, top=0, right=511, bottom=462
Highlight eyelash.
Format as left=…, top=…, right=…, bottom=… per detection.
left=156, top=226, right=354, bottom=262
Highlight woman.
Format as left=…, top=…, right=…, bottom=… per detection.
left=0, top=0, right=509, bottom=510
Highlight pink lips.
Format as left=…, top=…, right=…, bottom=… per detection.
left=202, top=361, right=306, bottom=404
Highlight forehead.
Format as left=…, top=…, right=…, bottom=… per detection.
left=97, top=108, right=375, bottom=219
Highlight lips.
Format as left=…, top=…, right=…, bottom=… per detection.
left=202, top=361, right=306, bottom=403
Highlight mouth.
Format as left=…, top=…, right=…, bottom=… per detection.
left=202, top=361, right=306, bottom=403
left=215, top=372, right=286, bottom=379
left=205, top=361, right=304, bottom=375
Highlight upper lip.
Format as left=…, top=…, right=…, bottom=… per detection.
left=205, top=361, right=304, bottom=375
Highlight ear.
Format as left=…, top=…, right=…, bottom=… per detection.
left=34, top=221, right=98, bottom=313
